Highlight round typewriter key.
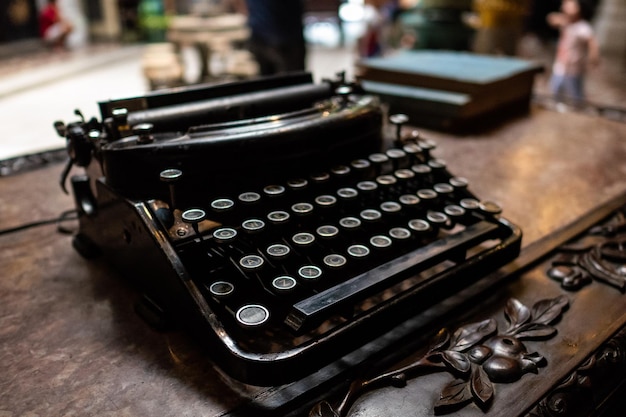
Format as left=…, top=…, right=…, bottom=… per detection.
left=339, top=216, right=362, bottom=230
left=287, top=178, right=308, bottom=190
left=315, top=195, right=337, bottom=207
left=213, top=227, right=237, bottom=242
left=386, top=148, right=406, bottom=160
left=444, top=204, right=466, bottom=220
left=417, top=189, right=438, bottom=205
left=428, top=159, right=447, bottom=170
left=370, top=235, right=392, bottom=249
left=159, top=168, right=183, bottom=182
left=368, top=153, right=389, bottom=164
left=389, top=227, right=411, bottom=240
left=387, top=149, right=408, bottom=168
left=236, top=304, right=269, bottom=327
left=399, top=194, right=420, bottom=207
left=238, top=192, right=261, bottom=204
left=403, top=143, right=422, bottom=156
left=209, top=281, right=234, bottom=297
left=267, top=210, right=290, bottom=224
left=292, top=232, right=315, bottom=247
left=298, top=265, right=322, bottom=280
left=317, top=225, right=339, bottom=239
left=266, top=243, right=291, bottom=259
left=460, top=198, right=481, bottom=211
left=310, top=172, right=330, bottom=184
left=211, top=198, right=235, bottom=211
left=449, top=177, right=469, bottom=189
left=427, top=211, right=449, bottom=227
left=323, top=254, right=347, bottom=268
left=242, top=218, right=265, bottom=233
left=389, top=113, right=409, bottom=127
left=411, top=164, right=432, bottom=175
left=360, top=209, right=382, bottom=222
left=479, top=200, right=503, bottom=216
left=351, top=159, right=372, bottom=179
left=239, top=254, right=264, bottom=270
left=380, top=201, right=402, bottom=214
left=272, top=276, right=297, bottom=292
left=370, top=153, right=391, bottom=174
left=263, top=184, right=285, bottom=197
left=347, top=244, right=370, bottom=258
left=357, top=181, right=378, bottom=192
left=394, top=169, right=415, bottom=180
left=351, top=159, right=371, bottom=170
left=181, top=208, right=206, bottom=223
left=291, top=202, right=314, bottom=215
left=331, top=165, right=351, bottom=176
left=337, top=187, right=358, bottom=200
left=409, top=219, right=432, bottom=233
left=434, top=183, right=454, bottom=196
left=418, top=138, right=437, bottom=152
left=376, top=175, right=397, bottom=186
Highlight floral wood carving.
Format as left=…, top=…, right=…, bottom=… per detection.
left=547, top=209, right=626, bottom=291
left=527, top=325, right=626, bottom=417
left=309, top=296, right=569, bottom=417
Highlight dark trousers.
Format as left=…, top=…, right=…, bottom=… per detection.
left=248, top=39, right=306, bottom=76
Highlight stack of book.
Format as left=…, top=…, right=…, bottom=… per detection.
left=356, top=50, right=543, bottom=132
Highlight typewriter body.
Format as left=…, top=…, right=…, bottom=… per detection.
left=57, top=73, right=521, bottom=386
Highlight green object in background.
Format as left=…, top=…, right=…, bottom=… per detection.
left=399, top=0, right=474, bottom=51
left=138, top=0, right=169, bottom=42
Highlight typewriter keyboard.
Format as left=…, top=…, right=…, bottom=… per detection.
left=153, top=136, right=512, bottom=348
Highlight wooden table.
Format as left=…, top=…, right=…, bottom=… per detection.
left=1, top=107, right=626, bottom=416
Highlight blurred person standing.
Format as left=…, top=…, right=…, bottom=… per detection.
left=547, top=0, right=600, bottom=104
left=243, top=0, right=306, bottom=76
left=39, top=0, right=73, bottom=50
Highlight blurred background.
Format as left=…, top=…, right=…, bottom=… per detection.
left=0, top=0, right=624, bottom=166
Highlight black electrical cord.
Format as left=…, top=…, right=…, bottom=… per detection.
left=0, top=209, right=78, bottom=236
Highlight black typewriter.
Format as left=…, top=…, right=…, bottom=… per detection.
left=56, top=73, right=521, bottom=386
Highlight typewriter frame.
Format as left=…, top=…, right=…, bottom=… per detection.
left=61, top=73, right=522, bottom=386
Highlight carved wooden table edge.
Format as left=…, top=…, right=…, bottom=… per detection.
left=524, top=324, right=626, bottom=417
left=299, top=192, right=626, bottom=417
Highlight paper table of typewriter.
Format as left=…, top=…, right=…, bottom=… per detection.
left=55, top=73, right=521, bottom=385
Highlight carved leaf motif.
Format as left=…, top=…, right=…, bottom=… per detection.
left=505, top=298, right=531, bottom=332
left=520, top=358, right=539, bottom=374
left=309, top=401, right=339, bottom=417
left=441, top=351, right=471, bottom=375
left=434, top=379, right=472, bottom=414
left=523, top=351, right=546, bottom=365
left=428, top=328, right=450, bottom=353
left=530, top=296, right=569, bottom=325
left=511, top=322, right=557, bottom=340
left=470, top=366, right=494, bottom=408
left=450, top=319, right=497, bottom=352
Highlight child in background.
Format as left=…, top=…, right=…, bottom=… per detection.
left=39, top=0, right=73, bottom=50
left=547, top=0, right=600, bottom=105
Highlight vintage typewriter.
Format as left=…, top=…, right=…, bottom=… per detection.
left=56, top=72, right=521, bottom=386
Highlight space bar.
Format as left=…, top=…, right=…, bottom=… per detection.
left=284, top=220, right=499, bottom=332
